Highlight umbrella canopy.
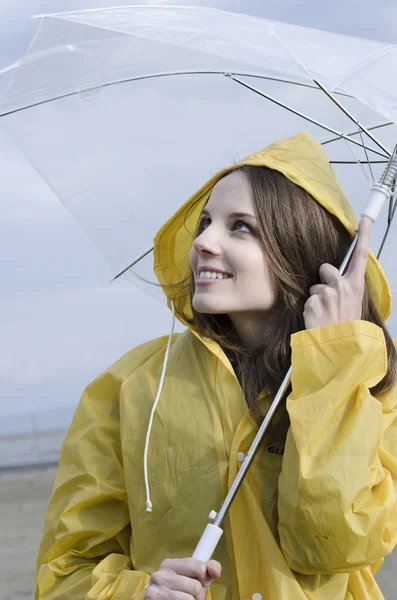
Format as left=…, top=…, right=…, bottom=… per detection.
left=0, top=5, right=396, bottom=328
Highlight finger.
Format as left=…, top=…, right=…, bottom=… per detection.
left=168, top=574, right=204, bottom=598
left=346, top=217, right=371, bottom=281
left=146, top=587, right=193, bottom=600
left=150, top=570, right=203, bottom=598
left=160, top=558, right=207, bottom=583
left=319, top=263, right=341, bottom=285
left=201, top=560, right=222, bottom=586
left=309, top=284, right=327, bottom=296
left=207, top=560, right=222, bottom=580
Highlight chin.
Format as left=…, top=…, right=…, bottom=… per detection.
left=192, top=299, right=227, bottom=315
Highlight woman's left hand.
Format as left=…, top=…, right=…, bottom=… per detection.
left=303, top=217, right=371, bottom=330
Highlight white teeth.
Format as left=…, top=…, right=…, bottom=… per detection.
left=198, top=271, right=231, bottom=279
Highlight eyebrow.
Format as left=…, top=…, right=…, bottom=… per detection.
left=201, top=209, right=257, bottom=219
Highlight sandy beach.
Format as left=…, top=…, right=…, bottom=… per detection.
left=1, top=466, right=395, bottom=600
left=0, top=466, right=57, bottom=600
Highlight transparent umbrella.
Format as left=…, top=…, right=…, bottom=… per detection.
left=0, top=5, right=396, bottom=305
left=1, top=3, right=397, bottom=559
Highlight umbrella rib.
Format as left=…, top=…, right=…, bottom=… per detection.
left=227, top=75, right=389, bottom=159
left=342, top=138, right=371, bottom=184
left=358, top=127, right=375, bottom=184
left=0, top=69, right=369, bottom=119
left=233, top=73, right=353, bottom=96
left=111, top=247, right=154, bottom=282
left=313, top=80, right=391, bottom=157
left=330, top=160, right=388, bottom=164
left=314, top=80, right=397, bottom=254
left=322, top=122, right=393, bottom=147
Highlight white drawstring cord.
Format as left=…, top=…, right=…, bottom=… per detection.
left=143, top=300, right=176, bottom=512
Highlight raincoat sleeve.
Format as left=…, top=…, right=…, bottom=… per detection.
left=35, top=340, right=166, bottom=600
left=278, top=320, right=397, bottom=575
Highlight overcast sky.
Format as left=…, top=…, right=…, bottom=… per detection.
left=0, top=0, right=396, bottom=421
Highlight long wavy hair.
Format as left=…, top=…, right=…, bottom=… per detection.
left=174, top=165, right=397, bottom=425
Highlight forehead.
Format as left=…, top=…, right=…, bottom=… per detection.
left=205, top=170, right=253, bottom=212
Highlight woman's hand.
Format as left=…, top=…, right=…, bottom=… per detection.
left=304, top=217, right=371, bottom=330
left=145, top=557, right=222, bottom=600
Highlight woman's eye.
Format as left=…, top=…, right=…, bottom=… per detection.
left=197, top=216, right=210, bottom=234
left=233, top=220, right=253, bottom=233
left=196, top=217, right=253, bottom=236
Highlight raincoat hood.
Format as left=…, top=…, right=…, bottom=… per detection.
left=154, top=132, right=392, bottom=322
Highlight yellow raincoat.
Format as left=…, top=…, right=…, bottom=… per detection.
left=36, top=133, right=397, bottom=600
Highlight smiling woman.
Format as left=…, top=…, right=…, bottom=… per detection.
left=189, top=171, right=278, bottom=328
left=35, top=133, right=397, bottom=600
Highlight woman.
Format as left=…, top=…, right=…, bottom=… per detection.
left=35, top=133, right=397, bottom=600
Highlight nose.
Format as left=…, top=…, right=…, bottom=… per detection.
left=192, top=225, right=222, bottom=256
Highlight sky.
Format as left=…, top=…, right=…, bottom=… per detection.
left=0, top=0, right=396, bottom=420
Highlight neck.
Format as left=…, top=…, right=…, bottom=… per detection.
left=229, top=310, right=276, bottom=349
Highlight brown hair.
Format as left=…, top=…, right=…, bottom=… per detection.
left=176, top=165, right=397, bottom=425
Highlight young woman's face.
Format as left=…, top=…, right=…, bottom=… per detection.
left=189, top=170, right=278, bottom=320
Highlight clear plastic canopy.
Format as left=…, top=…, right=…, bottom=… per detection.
left=0, top=6, right=396, bottom=313
left=1, top=6, right=397, bottom=121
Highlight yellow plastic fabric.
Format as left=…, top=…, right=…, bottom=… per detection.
left=36, top=133, right=397, bottom=599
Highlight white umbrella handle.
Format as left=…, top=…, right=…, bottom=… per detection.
left=192, top=524, right=223, bottom=562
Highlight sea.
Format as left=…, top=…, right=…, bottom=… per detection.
left=0, top=405, right=76, bottom=470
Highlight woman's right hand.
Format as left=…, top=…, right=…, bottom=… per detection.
left=145, top=557, right=222, bottom=600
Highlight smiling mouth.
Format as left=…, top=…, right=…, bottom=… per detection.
left=198, top=270, right=233, bottom=280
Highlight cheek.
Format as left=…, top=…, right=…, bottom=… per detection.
left=239, top=250, right=276, bottom=292
left=237, top=248, right=269, bottom=276
left=188, top=246, right=197, bottom=270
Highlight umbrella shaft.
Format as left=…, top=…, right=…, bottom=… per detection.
left=214, top=365, right=292, bottom=527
